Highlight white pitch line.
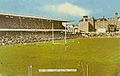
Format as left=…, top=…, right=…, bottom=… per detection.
left=38, top=69, right=77, bottom=72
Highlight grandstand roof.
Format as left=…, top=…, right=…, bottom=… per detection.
left=0, top=12, right=74, bottom=22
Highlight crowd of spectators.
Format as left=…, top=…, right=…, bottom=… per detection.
left=0, top=15, right=63, bottom=29
left=0, top=32, right=66, bottom=45
left=0, top=32, right=120, bottom=46
left=80, top=32, right=120, bottom=38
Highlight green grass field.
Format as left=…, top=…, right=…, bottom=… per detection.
left=0, top=38, right=120, bottom=76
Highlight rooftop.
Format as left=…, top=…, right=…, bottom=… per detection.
left=0, top=12, right=74, bottom=22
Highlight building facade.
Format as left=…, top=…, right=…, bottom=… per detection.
left=78, top=16, right=120, bottom=33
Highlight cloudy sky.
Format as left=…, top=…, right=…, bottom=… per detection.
left=0, top=0, right=120, bottom=21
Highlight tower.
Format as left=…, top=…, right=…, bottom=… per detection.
left=83, top=16, right=88, bottom=22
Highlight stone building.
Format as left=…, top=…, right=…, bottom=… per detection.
left=77, top=16, right=120, bottom=33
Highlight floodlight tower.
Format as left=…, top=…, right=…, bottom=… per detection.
left=115, top=12, right=118, bottom=18
left=115, top=12, right=119, bottom=29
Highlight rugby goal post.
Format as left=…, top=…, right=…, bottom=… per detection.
left=28, top=65, right=32, bottom=76
left=52, top=22, right=67, bottom=45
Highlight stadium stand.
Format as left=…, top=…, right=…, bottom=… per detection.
left=0, top=13, right=73, bottom=45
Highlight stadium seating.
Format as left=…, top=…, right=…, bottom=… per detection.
left=0, top=14, right=67, bottom=45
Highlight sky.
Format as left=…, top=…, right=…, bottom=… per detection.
left=0, top=0, right=120, bottom=22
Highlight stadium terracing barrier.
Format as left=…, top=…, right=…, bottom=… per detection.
left=38, top=69, right=77, bottom=72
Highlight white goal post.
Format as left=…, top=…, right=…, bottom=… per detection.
left=51, top=22, right=68, bottom=44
